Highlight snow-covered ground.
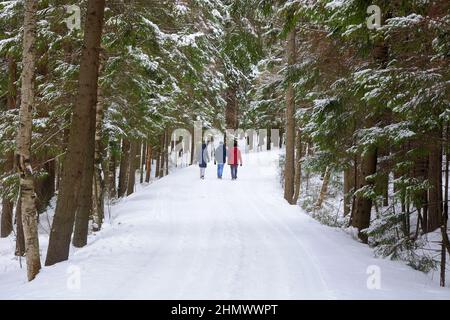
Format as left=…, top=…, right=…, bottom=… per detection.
left=0, top=151, right=449, bottom=299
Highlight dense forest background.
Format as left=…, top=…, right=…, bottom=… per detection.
left=0, top=0, right=449, bottom=286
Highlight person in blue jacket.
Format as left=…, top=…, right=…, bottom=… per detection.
left=214, top=141, right=227, bottom=179
left=198, top=143, right=210, bottom=179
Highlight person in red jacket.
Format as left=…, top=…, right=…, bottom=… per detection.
left=227, top=140, right=243, bottom=180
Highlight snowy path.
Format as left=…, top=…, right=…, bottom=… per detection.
left=0, top=151, right=449, bottom=299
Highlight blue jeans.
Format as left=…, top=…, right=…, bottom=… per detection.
left=217, top=164, right=224, bottom=178
left=230, top=165, right=238, bottom=179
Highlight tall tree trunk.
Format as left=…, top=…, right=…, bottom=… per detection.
left=55, top=155, right=62, bottom=191
left=292, top=129, right=302, bottom=204
left=427, top=130, right=443, bottom=233
left=279, top=128, right=284, bottom=148
left=15, top=0, right=41, bottom=280
left=118, top=139, right=130, bottom=197
left=159, top=134, right=165, bottom=178
left=1, top=197, right=14, bottom=238
left=145, top=144, right=152, bottom=183
left=165, top=130, right=169, bottom=176
left=349, top=155, right=359, bottom=226
left=127, top=141, right=139, bottom=196
left=92, top=81, right=105, bottom=231
left=92, top=170, right=104, bottom=231
left=440, top=125, right=449, bottom=286
left=283, top=26, right=296, bottom=204
left=73, top=13, right=106, bottom=248
left=72, top=145, right=94, bottom=248
left=46, top=0, right=106, bottom=266
left=190, top=127, right=195, bottom=165
left=316, top=166, right=331, bottom=208
left=350, top=41, right=387, bottom=241
left=343, top=166, right=353, bottom=216
left=377, top=145, right=390, bottom=207
left=266, top=127, right=272, bottom=151
left=352, top=147, right=378, bottom=243
left=382, top=175, right=389, bottom=207
left=140, top=142, right=146, bottom=184
left=225, top=86, right=238, bottom=130
left=155, top=150, right=161, bottom=179
left=107, top=141, right=117, bottom=198
left=15, top=197, right=25, bottom=256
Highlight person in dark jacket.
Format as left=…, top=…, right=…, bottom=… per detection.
left=214, top=141, right=227, bottom=179
left=198, top=143, right=210, bottom=179
left=227, top=140, right=243, bottom=180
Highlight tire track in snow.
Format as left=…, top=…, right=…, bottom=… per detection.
left=232, top=178, right=333, bottom=299
left=250, top=190, right=336, bottom=299
left=175, top=176, right=245, bottom=299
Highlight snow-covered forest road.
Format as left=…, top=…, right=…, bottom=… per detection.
left=0, top=151, right=448, bottom=299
